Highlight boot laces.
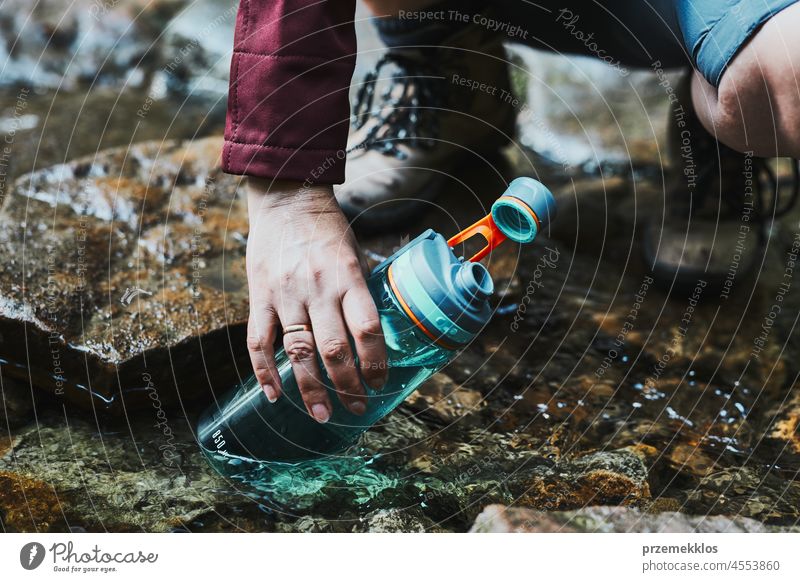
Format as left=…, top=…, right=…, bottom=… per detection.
left=347, top=52, right=446, bottom=160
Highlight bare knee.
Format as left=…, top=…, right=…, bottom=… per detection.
left=692, top=2, right=800, bottom=158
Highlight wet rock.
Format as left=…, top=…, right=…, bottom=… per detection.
left=667, top=444, right=717, bottom=478
left=364, top=508, right=442, bottom=532
left=0, top=137, right=250, bottom=413
left=514, top=448, right=651, bottom=510
left=278, top=516, right=336, bottom=533
left=0, top=409, right=242, bottom=532
left=0, top=374, right=34, bottom=429
left=402, top=373, right=485, bottom=426
left=470, top=504, right=800, bottom=533
left=0, top=471, right=64, bottom=532
left=160, top=0, right=236, bottom=95
left=767, top=390, right=800, bottom=455
left=412, top=443, right=651, bottom=528
left=685, top=467, right=800, bottom=524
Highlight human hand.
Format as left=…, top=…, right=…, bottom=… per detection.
left=245, top=178, right=387, bottom=423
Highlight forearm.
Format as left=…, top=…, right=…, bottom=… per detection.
left=223, top=0, right=358, bottom=183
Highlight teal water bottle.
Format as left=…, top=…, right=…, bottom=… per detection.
left=196, top=178, right=557, bottom=473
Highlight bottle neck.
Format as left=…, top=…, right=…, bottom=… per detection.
left=386, top=263, right=464, bottom=351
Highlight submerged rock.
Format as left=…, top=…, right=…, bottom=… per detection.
left=402, top=373, right=485, bottom=426
left=685, top=466, right=800, bottom=524
left=0, top=409, right=233, bottom=532
left=767, top=390, right=800, bottom=456
left=0, top=137, right=250, bottom=413
left=364, top=508, right=444, bottom=532
left=0, top=374, right=34, bottom=429
left=469, top=504, right=800, bottom=533
left=0, top=471, right=63, bottom=532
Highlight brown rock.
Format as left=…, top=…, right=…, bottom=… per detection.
left=402, top=373, right=485, bottom=424
left=668, top=443, right=717, bottom=477
left=0, top=138, right=250, bottom=413
left=516, top=449, right=651, bottom=510
left=768, top=390, right=800, bottom=454
left=0, top=471, right=64, bottom=531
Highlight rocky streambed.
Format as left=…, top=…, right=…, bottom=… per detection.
left=1, top=133, right=799, bottom=532
left=1, top=0, right=799, bottom=532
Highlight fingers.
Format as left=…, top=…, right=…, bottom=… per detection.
left=342, top=285, right=388, bottom=391
left=278, top=307, right=332, bottom=424
left=246, top=307, right=282, bottom=402
left=309, top=299, right=367, bottom=416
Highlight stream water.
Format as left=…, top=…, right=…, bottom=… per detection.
left=1, top=51, right=799, bottom=532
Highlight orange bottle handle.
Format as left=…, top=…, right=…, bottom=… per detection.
left=447, top=212, right=507, bottom=263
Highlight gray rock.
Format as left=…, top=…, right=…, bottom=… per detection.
left=364, top=508, right=442, bottom=533
left=470, top=505, right=800, bottom=533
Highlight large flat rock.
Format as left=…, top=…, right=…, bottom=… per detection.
left=0, top=137, right=250, bottom=413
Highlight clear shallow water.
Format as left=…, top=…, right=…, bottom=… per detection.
left=200, top=447, right=402, bottom=512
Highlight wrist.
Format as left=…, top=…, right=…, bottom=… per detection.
left=246, top=177, right=336, bottom=217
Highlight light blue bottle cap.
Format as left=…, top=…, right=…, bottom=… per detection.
left=491, top=178, right=557, bottom=243
left=389, top=232, right=493, bottom=348
left=385, top=178, right=557, bottom=349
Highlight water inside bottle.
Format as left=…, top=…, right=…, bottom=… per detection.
left=196, top=266, right=454, bottom=492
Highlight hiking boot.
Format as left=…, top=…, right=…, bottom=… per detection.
left=335, top=18, right=516, bottom=229
left=640, top=71, right=798, bottom=294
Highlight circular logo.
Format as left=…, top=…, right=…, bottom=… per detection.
left=20, top=542, right=46, bottom=570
